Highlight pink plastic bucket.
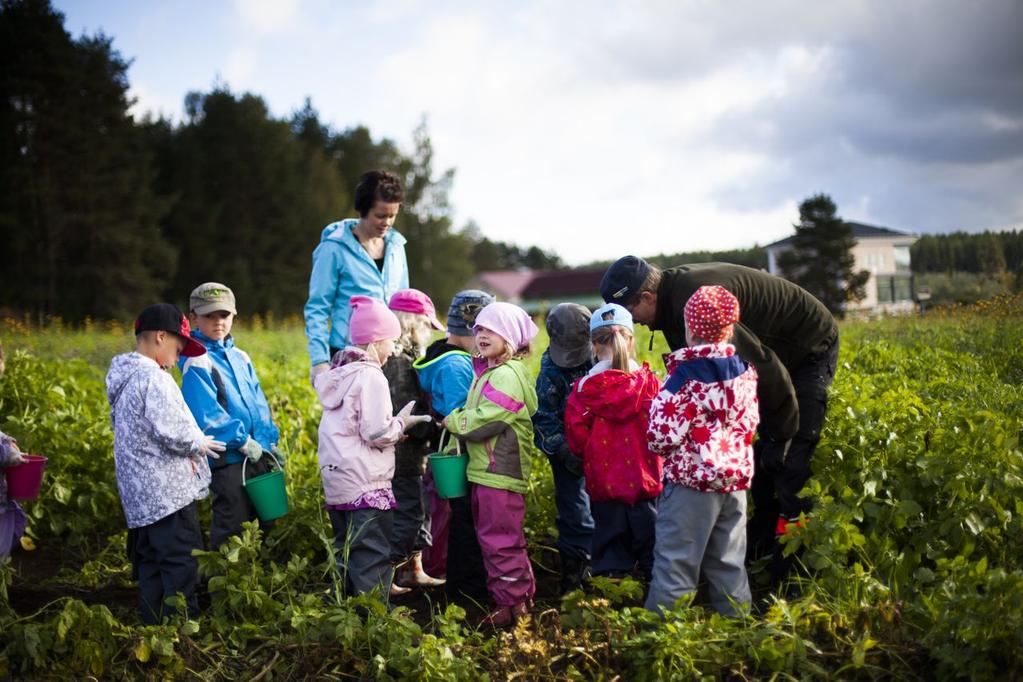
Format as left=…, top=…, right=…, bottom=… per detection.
left=5, top=455, right=48, bottom=500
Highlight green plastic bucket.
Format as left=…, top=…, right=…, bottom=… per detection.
left=243, top=451, right=289, bottom=521
left=428, top=431, right=468, bottom=499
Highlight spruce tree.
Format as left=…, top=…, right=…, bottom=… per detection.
left=777, top=194, right=869, bottom=316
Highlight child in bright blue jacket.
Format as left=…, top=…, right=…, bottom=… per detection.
left=180, top=283, right=281, bottom=549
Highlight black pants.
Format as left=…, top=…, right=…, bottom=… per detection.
left=445, top=494, right=488, bottom=600
left=127, top=502, right=203, bottom=624
left=590, top=499, right=657, bottom=580
left=390, top=474, right=432, bottom=562
left=329, top=508, right=394, bottom=597
left=209, top=458, right=275, bottom=550
left=748, top=335, right=840, bottom=579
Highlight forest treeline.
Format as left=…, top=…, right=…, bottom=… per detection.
left=0, top=0, right=561, bottom=321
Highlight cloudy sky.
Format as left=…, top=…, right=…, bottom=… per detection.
left=59, top=0, right=1023, bottom=265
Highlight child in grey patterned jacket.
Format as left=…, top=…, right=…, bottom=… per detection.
left=106, top=303, right=226, bottom=624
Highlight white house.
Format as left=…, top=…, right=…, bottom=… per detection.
left=765, top=222, right=918, bottom=314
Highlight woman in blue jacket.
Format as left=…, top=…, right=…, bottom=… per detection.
left=305, top=170, right=410, bottom=383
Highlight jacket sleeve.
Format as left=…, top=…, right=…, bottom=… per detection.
left=532, top=365, right=570, bottom=456
left=446, top=369, right=524, bottom=442
left=180, top=355, right=250, bottom=449
left=730, top=322, right=798, bottom=441
left=563, top=388, right=593, bottom=456
left=304, top=242, right=341, bottom=367
left=143, top=373, right=206, bottom=458
left=358, top=371, right=404, bottom=448
left=244, top=354, right=280, bottom=447
left=647, top=387, right=695, bottom=456
left=0, top=430, right=19, bottom=465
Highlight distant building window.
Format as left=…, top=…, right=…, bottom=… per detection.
left=876, top=274, right=913, bottom=303
left=894, top=246, right=911, bottom=271
left=866, top=252, right=886, bottom=269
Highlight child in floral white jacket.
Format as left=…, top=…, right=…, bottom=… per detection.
left=314, top=296, right=430, bottom=600
left=645, top=286, right=760, bottom=617
left=106, top=303, right=226, bottom=624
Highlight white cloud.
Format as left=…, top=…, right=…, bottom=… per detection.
left=68, top=0, right=1023, bottom=264
left=233, top=0, right=301, bottom=34
left=224, top=46, right=258, bottom=85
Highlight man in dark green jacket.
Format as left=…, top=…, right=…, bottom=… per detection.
left=600, top=256, right=840, bottom=582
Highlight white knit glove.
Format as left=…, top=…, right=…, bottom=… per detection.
left=239, top=437, right=264, bottom=462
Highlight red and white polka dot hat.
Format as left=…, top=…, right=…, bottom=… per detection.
left=683, top=285, right=740, bottom=343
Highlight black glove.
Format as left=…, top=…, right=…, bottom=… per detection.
left=556, top=445, right=584, bottom=477
left=758, top=438, right=791, bottom=473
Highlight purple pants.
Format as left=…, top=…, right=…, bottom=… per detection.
left=421, top=470, right=450, bottom=577
left=471, top=484, right=535, bottom=607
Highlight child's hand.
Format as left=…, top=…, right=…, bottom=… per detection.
left=201, top=435, right=227, bottom=459
left=310, top=363, right=329, bottom=386
left=2, top=438, right=26, bottom=465
left=397, top=400, right=432, bottom=433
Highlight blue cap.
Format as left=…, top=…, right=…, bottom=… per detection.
left=600, top=255, right=652, bottom=303
left=590, top=303, right=634, bottom=333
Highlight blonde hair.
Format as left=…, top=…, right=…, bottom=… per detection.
left=591, top=325, right=634, bottom=371
left=394, top=311, right=435, bottom=357
left=485, top=336, right=531, bottom=365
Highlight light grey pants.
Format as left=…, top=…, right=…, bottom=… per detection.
left=645, top=483, right=751, bottom=617
left=328, top=508, right=394, bottom=597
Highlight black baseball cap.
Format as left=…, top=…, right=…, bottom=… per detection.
left=600, top=255, right=653, bottom=304
left=134, top=303, right=206, bottom=357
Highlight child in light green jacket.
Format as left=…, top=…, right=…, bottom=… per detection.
left=444, top=302, right=539, bottom=627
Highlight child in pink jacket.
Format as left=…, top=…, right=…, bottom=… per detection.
left=314, top=296, right=431, bottom=599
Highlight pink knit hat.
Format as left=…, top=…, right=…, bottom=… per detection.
left=473, top=302, right=539, bottom=352
left=684, top=285, right=740, bottom=343
left=349, top=296, right=401, bottom=344
left=388, top=289, right=445, bottom=330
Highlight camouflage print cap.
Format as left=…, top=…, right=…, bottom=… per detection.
left=189, top=282, right=237, bottom=315
left=546, top=303, right=592, bottom=368
left=447, top=289, right=494, bottom=336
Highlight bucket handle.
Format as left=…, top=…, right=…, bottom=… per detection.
left=242, top=447, right=284, bottom=482
left=435, top=429, right=462, bottom=456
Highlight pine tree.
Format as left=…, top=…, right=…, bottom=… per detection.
left=777, top=194, right=869, bottom=317
left=155, top=88, right=345, bottom=316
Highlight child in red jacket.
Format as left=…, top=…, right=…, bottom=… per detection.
left=565, top=304, right=662, bottom=580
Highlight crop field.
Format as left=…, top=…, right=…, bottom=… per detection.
left=1, top=297, right=1022, bottom=679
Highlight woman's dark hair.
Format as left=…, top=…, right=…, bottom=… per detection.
left=354, top=170, right=405, bottom=217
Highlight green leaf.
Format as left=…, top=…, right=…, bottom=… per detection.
left=964, top=512, right=985, bottom=535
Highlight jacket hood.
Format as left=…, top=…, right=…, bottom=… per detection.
left=574, top=364, right=659, bottom=421
left=314, top=355, right=380, bottom=409
left=320, top=219, right=407, bottom=250
left=106, top=352, right=156, bottom=404
left=414, top=339, right=470, bottom=382
left=193, top=330, right=235, bottom=349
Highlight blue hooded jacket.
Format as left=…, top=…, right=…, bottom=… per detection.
left=179, top=331, right=280, bottom=468
left=413, top=338, right=474, bottom=418
left=304, top=219, right=409, bottom=365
